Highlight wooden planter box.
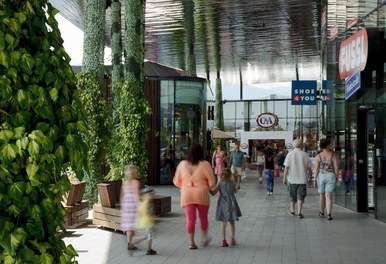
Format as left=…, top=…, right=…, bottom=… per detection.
left=97, top=183, right=116, bottom=208
left=64, top=200, right=89, bottom=227
left=93, top=195, right=171, bottom=231
left=63, top=182, right=88, bottom=228
left=66, top=181, right=86, bottom=206
left=152, top=195, right=171, bottom=216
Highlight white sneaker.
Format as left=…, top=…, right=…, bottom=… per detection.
left=269, top=192, right=273, bottom=195
left=267, top=192, right=270, bottom=195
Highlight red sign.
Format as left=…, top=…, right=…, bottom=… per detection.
left=347, top=18, right=358, bottom=30
left=338, top=28, right=368, bottom=80
left=256, top=112, right=278, bottom=129
left=329, top=24, right=339, bottom=41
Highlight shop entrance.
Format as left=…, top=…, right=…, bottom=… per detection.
left=357, top=108, right=376, bottom=213
left=248, top=139, right=286, bottom=163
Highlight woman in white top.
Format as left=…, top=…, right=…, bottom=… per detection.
left=313, top=138, right=339, bottom=220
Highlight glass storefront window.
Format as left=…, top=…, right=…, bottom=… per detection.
left=159, top=79, right=207, bottom=185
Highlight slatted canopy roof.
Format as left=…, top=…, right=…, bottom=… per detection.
left=50, top=0, right=324, bottom=85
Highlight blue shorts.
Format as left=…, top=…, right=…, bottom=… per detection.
left=317, top=172, right=336, bottom=193
left=145, top=227, right=155, bottom=240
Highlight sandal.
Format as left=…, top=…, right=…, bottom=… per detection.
left=287, top=210, right=295, bottom=216
left=327, top=214, right=332, bottom=220
left=221, top=240, right=229, bottom=247
left=189, top=244, right=198, bottom=250
left=201, top=236, right=212, bottom=247
left=319, top=212, right=325, bottom=218
left=127, top=243, right=138, bottom=250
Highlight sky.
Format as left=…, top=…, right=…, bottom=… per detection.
left=56, top=14, right=292, bottom=101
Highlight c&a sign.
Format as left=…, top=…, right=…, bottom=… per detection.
left=256, top=112, right=278, bottom=129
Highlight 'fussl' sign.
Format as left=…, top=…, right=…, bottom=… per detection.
left=338, top=28, right=368, bottom=80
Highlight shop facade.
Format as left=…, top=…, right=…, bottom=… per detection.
left=322, top=1, right=386, bottom=221
left=145, top=73, right=208, bottom=185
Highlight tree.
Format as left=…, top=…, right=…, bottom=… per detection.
left=0, top=1, right=87, bottom=262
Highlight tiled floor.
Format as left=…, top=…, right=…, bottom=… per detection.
left=63, top=169, right=386, bottom=264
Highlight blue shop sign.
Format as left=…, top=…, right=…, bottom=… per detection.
left=322, top=80, right=334, bottom=105
left=291, top=80, right=317, bottom=105
left=345, top=69, right=361, bottom=101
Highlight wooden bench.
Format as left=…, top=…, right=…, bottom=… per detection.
left=63, top=181, right=88, bottom=227
left=92, top=195, right=171, bottom=231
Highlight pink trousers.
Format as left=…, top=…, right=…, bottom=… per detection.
left=184, top=204, right=209, bottom=234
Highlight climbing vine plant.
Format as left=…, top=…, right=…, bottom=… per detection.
left=80, top=0, right=111, bottom=205
left=0, top=1, right=87, bottom=263
left=108, top=81, right=151, bottom=180
left=76, top=71, right=111, bottom=205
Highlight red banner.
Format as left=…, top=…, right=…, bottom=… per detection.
left=338, top=28, right=368, bottom=80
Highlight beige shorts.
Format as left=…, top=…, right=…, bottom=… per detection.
left=231, top=166, right=243, bottom=177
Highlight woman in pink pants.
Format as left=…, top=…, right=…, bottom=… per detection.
left=174, top=144, right=215, bottom=250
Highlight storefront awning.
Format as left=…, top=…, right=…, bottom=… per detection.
left=212, top=128, right=235, bottom=140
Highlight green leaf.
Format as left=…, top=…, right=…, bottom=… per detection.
left=19, top=248, right=35, bottom=262
left=77, top=121, right=88, bottom=133
left=0, top=130, right=14, bottom=141
left=14, top=12, right=27, bottom=24
left=0, top=34, right=5, bottom=50
left=0, top=50, right=9, bottom=68
left=0, top=76, right=12, bottom=100
left=36, top=122, right=50, bottom=133
left=8, top=204, right=22, bottom=217
left=28, top=140, right=40, bottom=157
left=41, top=136, right=53, bottom=152
left=5, top=34, right=15, bottom=49
left=65, top=123, right=76, bottom=133
left=8, top=67, right=18, bottom=81
left=40, top=252, right=54, bottom=264
left=31, top=205, right=41, bottom=219
left=16, top=89, right=27, bottom=104
left=54, top=146, right=66, bottom=161
left=10, top=228, right=26, bottom=253
left=9, top=181, right=25, bottom=200
left=49, top=55, right=60, bottom=66
left=64, top=134, right=76, bottom=148
left=49, top=87, right=58, bottom=102
left=10, top=51, right=21, bottom=66
left=26, top=163, right=40, bottom=186
left=44, top=71, right=56, bottom=85
left=21, top=53, right=35, bottom=73
left=13, top=127, right=26, bottom=139
left=6, top=18, right=20, bottom=32
left=2, top=144, right=18, bottom=161
left=4, top=254, right=15, bottom=264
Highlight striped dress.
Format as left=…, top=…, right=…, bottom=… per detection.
left=120, top=183, right=137, bottom=231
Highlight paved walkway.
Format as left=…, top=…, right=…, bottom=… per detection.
left=63, top=169, right=386, bottom=264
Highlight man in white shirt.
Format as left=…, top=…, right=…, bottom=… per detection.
left=283, top=139, right=312, bottom=218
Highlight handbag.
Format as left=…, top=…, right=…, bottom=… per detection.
left=273, top=156, right=280, bottom=177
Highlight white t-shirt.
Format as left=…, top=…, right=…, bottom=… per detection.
left=283, top=148, right=312, bottom=184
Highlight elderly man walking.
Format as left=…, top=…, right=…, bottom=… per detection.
left=283, top=139, right=312, bottom=219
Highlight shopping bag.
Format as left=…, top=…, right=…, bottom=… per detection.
left=241, top=171, right=247, bottom=182
left=274, top=168, right=280, bottom=178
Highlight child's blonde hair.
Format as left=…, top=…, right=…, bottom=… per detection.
left=220, top=168, right=232, bottom=181
left=124, top=165, right=138, bottom=182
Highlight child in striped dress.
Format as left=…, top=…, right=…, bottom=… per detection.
left=120, top=165, right=140, bottom=250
